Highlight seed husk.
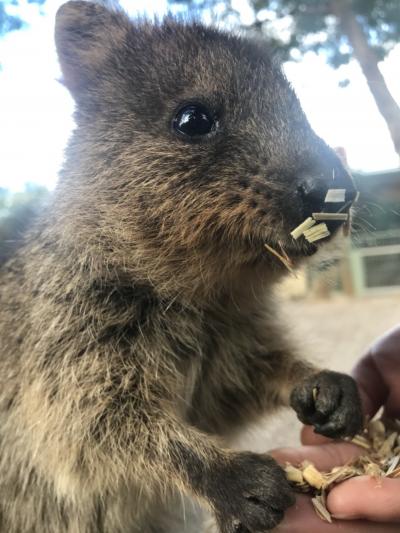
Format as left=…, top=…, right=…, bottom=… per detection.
left=290, top=217, right=316, bottom=240
left=312, top=495, right=332, bottom=523
left=378, top=432, right=398, bottom=458
left=306, top=230, right=331, bottom=243
left=285, top=417, right=400, bottom=523
left=302, top=464, right=325, bottom=489
left=351, top=435, right=371, bottom=450
left=303, top=223, right=331, bottom=243
left=386, top=455, right=400, bottom=476
left=303, top=223, right=329, bottom=239
left=312, top=212, right=349, bottom=221
left=285, top=464, right=304, bottom=484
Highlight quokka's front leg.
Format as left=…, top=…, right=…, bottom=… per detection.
left=165, top=421, right=295, bottom=533
left=265, top=354, right=364, bottom=439
left=290, top=369, right=364, bottom=439
left=190, top=344, right=363, bottom=441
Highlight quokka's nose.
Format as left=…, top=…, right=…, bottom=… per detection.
left=297, top=168, right=357, bottom=218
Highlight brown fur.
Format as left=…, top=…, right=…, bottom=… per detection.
left=0, top=2, right=361, bottom=532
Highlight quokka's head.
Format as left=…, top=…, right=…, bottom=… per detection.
left=55, top=1, right=356, bottom=293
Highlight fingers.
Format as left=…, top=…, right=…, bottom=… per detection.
left=352, top=353, right=388, bottom=417
left=352, top=325, right=400, bottom=418
left=301, top=425, right=332, bottom=445
left=328, top=476, right=400, bottom=522
left=270, top=441, right=362, bottom=471
left=275, top=494, right=400, bottom=532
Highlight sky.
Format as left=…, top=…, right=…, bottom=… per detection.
left=0, top=0, right=399, bottom=192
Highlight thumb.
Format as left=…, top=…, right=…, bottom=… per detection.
left=328, top=476, right=400, bottom=522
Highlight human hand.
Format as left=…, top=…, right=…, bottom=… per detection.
left=271, top=442, right=400, bottom=531
left=293, top=325, right=400, bottom=525
left=353, top=324, right=400, bottom=419
left=303, top=325, right=400, bottom=445
left=321, top=325, right=400, bottom=523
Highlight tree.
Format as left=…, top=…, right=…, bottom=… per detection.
left=0, top=0, right=45, bottom=37
left=172, top=0, right=400, bottom=159
left=0, top=183, right=49, bottom=264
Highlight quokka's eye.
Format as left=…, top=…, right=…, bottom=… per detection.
left=172, top=103, right=216, bottom=138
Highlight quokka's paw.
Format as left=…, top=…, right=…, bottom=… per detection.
left=208, top=452, right=295, bottom=533
left=290, top=370, right=363, bottom=439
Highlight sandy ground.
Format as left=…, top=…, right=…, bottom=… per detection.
left=236, top=293, right=400, bottom=453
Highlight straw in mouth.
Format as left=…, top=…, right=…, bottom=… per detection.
left=265, top=187, right=357, bottom=269
left=264, top=241, right=294, bottom=273
left=290, top=187, right=357, bottom=244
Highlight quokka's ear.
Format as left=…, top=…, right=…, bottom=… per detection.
left=55, top=1, right=130, bottom=97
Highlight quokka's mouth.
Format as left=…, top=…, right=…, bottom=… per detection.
left=263, top=188, right=358, bottom=272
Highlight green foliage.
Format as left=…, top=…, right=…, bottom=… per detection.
left=170, top=0, right=400, bottom=68
left=0, top=183, right=49, bottom=264
left=0, top=2, right=23, bottom=34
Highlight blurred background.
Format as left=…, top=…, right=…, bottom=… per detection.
left=0, top=0, right=399, bottom=448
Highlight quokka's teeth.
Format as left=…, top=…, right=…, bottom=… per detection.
left=325, top=188, right=346, bottom=203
